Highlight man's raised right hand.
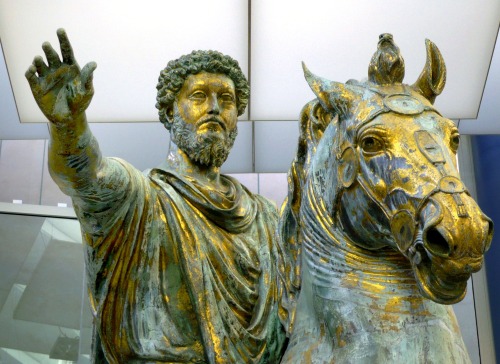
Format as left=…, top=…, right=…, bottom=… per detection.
left=25, top=28, right=96, bottom=125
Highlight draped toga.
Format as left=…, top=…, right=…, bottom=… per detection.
left=70, top=158, right=287, bottom=363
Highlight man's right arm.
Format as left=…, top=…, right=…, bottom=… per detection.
left=26, top=29, right=130, bottom=216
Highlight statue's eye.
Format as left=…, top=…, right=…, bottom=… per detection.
left=189, top=91, right=206, bottom=101
left=220, top=93, right=235, bottom=103
left=361, top=136, right=384, bottom=154
left=450, top=133, right=460, bottom=153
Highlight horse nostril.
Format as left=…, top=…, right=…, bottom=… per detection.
left=424, top=227, right=451, bottom=257
left=484, top=219, right=494, bottom=252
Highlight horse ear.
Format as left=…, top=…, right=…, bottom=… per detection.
left=302, top=62, right=358, bottom=119
left=411, top=39, right=446, bottom=104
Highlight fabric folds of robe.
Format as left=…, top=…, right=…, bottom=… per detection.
left=71, top=159, right=286, bottom=364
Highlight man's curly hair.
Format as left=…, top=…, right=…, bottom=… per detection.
left=156, top=50, right=249, bottom=130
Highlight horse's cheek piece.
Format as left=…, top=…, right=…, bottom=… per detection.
left=390, top=210, right=417, bottom=253
left=337, top=146, right=358, bottom=188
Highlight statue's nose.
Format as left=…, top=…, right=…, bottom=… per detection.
left=420, top=194, right=494, bottom=259
left=207, top=94, right=220, bottom=115
left=423, top=225, right=451, bottom=257
left=482, top=216, right=494, bottom=253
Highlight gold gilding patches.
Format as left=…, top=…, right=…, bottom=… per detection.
left=356, top=104, right=377, bottom=122
left=340, top=271, right=386, bottom=298
left=320, top=323, right=326, bottom=337
left=88, top=292, right=98, bottom=313
left=361, top=280, right=386, bottom=294
left=379, top=313, right=400, bottom=325
left=178, top=290, right=191, bottom=311
left=119, top=327, right=130, bottom=356
left=303, top=340, right=322, bottom=363
left=339, top=88, right=356, bottom=106
left=336, top=325, right=346, bottom=348
left=372, top=179, right=388, bottom=198
left=384, top=297, right=404, bottom=314
left=390, top=210, right=416, bottom=253
left=159, top=206, right=167, bottom=224
left=377, top=295, right=432, bottom=316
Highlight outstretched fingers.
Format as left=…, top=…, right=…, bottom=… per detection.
left=57, top=28, right=76, bottom=65
left=25, top=64, right=42, bottom=95
left=42, top=41, right=62, bottom=68
left=33, top=55, right=49, bottom=76
left=81, top=62, right=97, bottom=91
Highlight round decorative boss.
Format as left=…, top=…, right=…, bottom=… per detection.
left=383, top=94, right=425, bottom=115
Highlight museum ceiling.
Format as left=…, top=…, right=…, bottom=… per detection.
left=0, top=1, right=499, bottom=137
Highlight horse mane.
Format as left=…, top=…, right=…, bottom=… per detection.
left=278, top=99, right=333, bottom=332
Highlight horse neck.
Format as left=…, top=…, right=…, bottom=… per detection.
left=289, top=195, right=466, bottom=364
left=299, top=182, right=446, bottom=322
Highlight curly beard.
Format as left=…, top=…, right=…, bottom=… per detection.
left=170, top=107, right=237, bottom=168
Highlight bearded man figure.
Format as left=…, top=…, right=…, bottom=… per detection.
left=26, top=29, right=288, bottom=364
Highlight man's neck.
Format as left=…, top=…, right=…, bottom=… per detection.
left=169, top=148, right=228, bottom=193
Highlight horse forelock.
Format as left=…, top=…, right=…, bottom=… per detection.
left=340, top=83, right=440, bottom=138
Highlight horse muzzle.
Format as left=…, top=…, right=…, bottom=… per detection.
left=410, top=192, right=493, bottom=304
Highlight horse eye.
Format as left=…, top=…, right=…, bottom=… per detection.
left=450, top=134, right=460, bottom=152
left=361, top=136, right=384, bottom=153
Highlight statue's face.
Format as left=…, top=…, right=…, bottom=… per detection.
left=175, top=71, right=238, bottom=135
left=169, top=71, right=239, bottom=168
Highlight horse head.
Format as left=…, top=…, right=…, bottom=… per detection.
left=284, top=34, right=492, bottom=308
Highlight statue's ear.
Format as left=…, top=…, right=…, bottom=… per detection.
left=411, top=39, right=446, bottom=104
left=302, top=62, right=359, bottom=120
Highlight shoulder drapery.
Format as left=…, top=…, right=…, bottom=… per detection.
left=151, top=168, right=257, bottom=233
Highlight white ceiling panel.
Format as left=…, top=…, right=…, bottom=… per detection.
left=460, top=34, right=500, bottom=134
left=0, top=0, right=248, bottom=123
left=251, top=0, right=500, bottom=121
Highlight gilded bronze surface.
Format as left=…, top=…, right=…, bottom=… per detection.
left=26, top=29, right=287, bottom=363
left=279, top=34, right=493, bottom=363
